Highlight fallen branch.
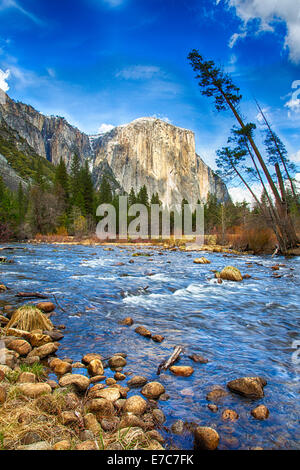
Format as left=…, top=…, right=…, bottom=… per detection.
left=157, top=346, right=184, bottom=375
left=271, top=245, right=280, bottom=258
left=16, top=292, right=49, bottom=299
left=52, top=293, right=67, bottom=313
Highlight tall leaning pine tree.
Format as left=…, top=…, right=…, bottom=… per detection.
left=188, top=50, right=299, bottom=253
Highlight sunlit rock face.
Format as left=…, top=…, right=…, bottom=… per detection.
left=0, top=91, right=92, bottom=168
left=91, top=118, right=229, bottom=206
left=0, top=92, right=228, bottom=205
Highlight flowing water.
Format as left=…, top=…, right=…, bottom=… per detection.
left=1, top=243, right=299, bottom=450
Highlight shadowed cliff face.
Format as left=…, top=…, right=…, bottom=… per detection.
left=0, top=91, right=228, bottom=205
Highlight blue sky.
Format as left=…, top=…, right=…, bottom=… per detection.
left=0, top=0, right=299, bottom=200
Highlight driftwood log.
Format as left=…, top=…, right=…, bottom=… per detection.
left=157, top=346, right=184, bottom=375
left=16, top=292, right=49, bottom=299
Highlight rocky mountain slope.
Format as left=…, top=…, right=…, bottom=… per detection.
left=0, top=90, right=228, bottom=205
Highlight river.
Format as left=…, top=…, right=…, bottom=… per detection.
left=1, top=243, right=299, bottom=450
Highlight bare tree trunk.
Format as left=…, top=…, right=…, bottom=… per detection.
left=219, top=88, right=299, bottom=251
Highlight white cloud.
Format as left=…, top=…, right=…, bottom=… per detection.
left=0, top=0, right=42, bottom=25
left=291, top=150, right=300, bottom=163
left=0, top=67, right=10, bottom=92
left=285, top=80, right=300, bottom=116
left=223, top=0, right=300, bottom=64
left=116, top=65, right=162, bottom=80
left=229, top=182, right=262, bottom=204
left=98, top=123, right=115, bottom=133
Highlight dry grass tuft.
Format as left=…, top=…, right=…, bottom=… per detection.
left=6, top=305, right=53, bottom=332
left=0, top=393, right=79, bottom=449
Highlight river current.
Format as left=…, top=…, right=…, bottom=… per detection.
left=1, top=243, right=299, bottom=450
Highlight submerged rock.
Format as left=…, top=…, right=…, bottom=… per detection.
left=141, top=381, right=165, bottom=399
left=222, top=409, right=239, bottom=421
left=127, top=375, right=148, bottom=388
left=227, top=377, right=267, bottom=399
left=170, top=366, right=194, bottom=377
left=193, top=257, right=211, bottom=264
left=251, top=405, right=269, bottom=420
left=219, top=266, right=243, bottom=282
left=135, top=326, right=152, bottom=338
left=194, top=426, right=219, bottom=450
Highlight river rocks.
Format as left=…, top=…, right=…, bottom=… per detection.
left=88, top=398, right=115, bottom=417
left=171, top=420, right=185, bottom=435
left=152, top=408, right=165, bottom=424
left=119, top=414, right=145, bottom=429
left=7, top=339, right=32, bottom=356
left=206, top=386, right=228, bottom=402
left=88, top=384, right=106, bottom=398
left=208, top=404, right=218, bottom=413
left=95, top=387, right=121, bottom=402
left=76, top=440, right=98, bottom=450
left=147, top=430, right=165, bottom=444
left=36, top=302, right=55, bottom=313
left=141, top=381, right=165, bottom=399
left=101, top=416, right=120, bottom=432
left=222, top=409, right=239, bottom=421
left=21, top=432, right=42, bottom=445
left=53, top=440, right=71, bottom=450
left=227, top=377, right=267, bottom=399
left=194, top=426, right=220, bottom=450
left=170, top=366, right=194, bottom=377
left=82, top=353, right=103, bottom=364
left=84, top=413, right=101, bottom=435
left=108, top=355, right=127, bottom=369
left=0, top=384, right=6, bottom=404
left=193, top=257, right=211, bottom=264
left=18, top=383, right=52, bottom=398
left=219, top=266, right=243, bottom=282
left=114, top=372, right=126, bottom=381
left=44, top=330, right=64, bottom=341
left=0, top=315, right=9, bottom=325
left=29, top=342, right=58, bottom=359
left=251, top=405, right=269, bottom=420
left=135, top=326, right=151, bottom=338
left=29, top=333, right=52, bottom=347
left=123, top=395, right=147, bottom=415
left=88, top=359, right=104, bottom=377
left=50, top=358, right=72, bottom=376
left=79, top=429, right=95, bottom=441
left=59, top=374, right=90, bottom=392
left=17, top=372, right=36, bottom=383
left=61, top=411, right=78, bottom=425
left=152, top=335, right=165, bottom=343
left=90, top=375, right=106, bottom=384
left=120, top=317, right=134, bottom=326
left=106, top=378, right=117, bottom=386
left=17, top=441, right=52, bottom=451
left=127, top=375, right=148, bottom=388
left=188, top=354, right=208, bottom=364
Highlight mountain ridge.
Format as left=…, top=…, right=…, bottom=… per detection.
left=0, top=89, right=229, bottom=206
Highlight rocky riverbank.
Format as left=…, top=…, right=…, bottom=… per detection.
left=1, top=243, right=298, bottom=451
left=0, top=303, right=169, bottom=450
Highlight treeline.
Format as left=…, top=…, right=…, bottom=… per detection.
left=0, top=154, right=166, bottom=240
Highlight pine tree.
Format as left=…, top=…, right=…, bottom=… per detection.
left=55, top=157, right=69, bottom=206
left=129, top=187, right=136, bottom=206
left=137, top=185, right=149, bottom=207
left=80, top=161, right=94, bottom=216
left=98, top=176, right=112, bottom=205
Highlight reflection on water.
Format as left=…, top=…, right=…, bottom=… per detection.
left=1, top=243, right=300, bottom=450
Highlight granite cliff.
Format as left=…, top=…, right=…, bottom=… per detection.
left=0, top=90, right=228, bottom=205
